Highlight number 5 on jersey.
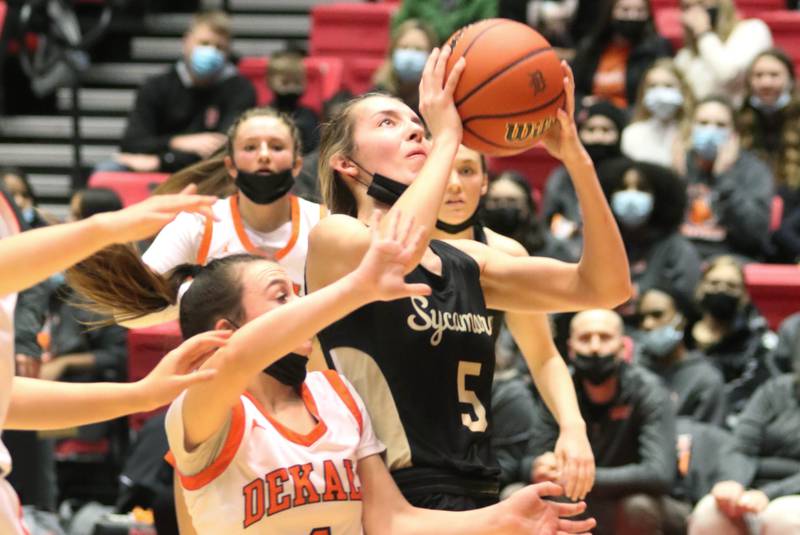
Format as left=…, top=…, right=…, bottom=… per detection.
left=457, top=361, right=487, bottom=432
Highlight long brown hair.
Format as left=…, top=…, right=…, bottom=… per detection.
left=67, top=248, right=265, bottom=336
left=153, top=107, right=302, bottom=197
left=683, top=0, right=738, bottom=54
left=318, top=93, right=400, bottom=217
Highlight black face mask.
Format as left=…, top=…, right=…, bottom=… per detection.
left=263, top=352, right=309, bottom=389
left=583, top=143, right=620, bottom=165
left=483, top=206, right=524, bottom=236
left=700, top=291, right=740, bottom=322
left=351, top=160, right=409, bottom=206
left=572, top=352, right=619, bottom=385
left=706, top=7, right=719, bottom=29
left=612, top=19, right=646, bottom=42
left=235, top=168, right=295, bottom=205
left=273, top=91, right=302, bottom=110
left=436, top=210, right=479, bottom=234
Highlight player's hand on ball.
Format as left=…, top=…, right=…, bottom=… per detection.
left=539, top=61, right=584, bottom=163
left=355, top=210, right=431, bottom=302
left=499, top=482, right=595, bottom=535
left=419, top=45, right=465, bottom=144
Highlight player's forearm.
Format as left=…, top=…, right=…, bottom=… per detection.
left=6, top=377, right=147, bottom=430
left=0, top=216, right=112, bottom=296
left=565, top=152, right=632, bottom=307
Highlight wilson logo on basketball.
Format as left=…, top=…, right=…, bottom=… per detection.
left=529, top=71, right=546, bottom=95
left=504, top=117, right=557, bottom=144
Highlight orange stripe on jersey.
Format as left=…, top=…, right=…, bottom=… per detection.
left=196, top=214, right=214, bottom=265
left=230, top=194, right=300, bottom=260
left=243, top=385, right=328, bottom=447
left=0, top=193, right=21, bottom=235
left=322, top=370, right=362, bottom=435
left=168, top=399, right=246, bottom=491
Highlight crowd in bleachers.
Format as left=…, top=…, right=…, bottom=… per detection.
left=3, top=0, right=800, bottom=534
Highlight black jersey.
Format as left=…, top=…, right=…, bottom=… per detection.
left=472, top=224, right=504, bottom=344
left=317, top=240, right=500, bottom=500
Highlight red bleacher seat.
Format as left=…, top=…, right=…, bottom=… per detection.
left=127, top=321, right=183, bottom=430
left=759, top=11, right=800, bottom=64
left=651, top=0, right=784, bottom=17
left=654, top=8, right=684, bottom=52
left=87, top=171, right=169, bottom=207
left=346, top=56, right=384, bottom=95
left=310, top=3, right=397, bottom=60
left=744, top=263, right=800, bottom=331
left=486, top=146, right=560, bottom=198
left=0, top=2, right=6, bottom=39
left=238, top=56, right=344, bottom=114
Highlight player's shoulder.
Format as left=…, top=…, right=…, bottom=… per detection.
left=309, top=213, right=368, bottom=247
left=482, top=228, right=528, bottom=258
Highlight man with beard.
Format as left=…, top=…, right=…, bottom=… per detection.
left=524, top=309, right=679, bottom=535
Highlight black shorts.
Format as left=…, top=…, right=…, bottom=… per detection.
left=405, top=492, right=499, bottom=511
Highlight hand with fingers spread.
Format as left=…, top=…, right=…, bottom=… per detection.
left=539, top=61, right=586, bottom=164
left=135, top=329, right=229, bottom=411
left=91, top=184, right=217, bottom=244
left=498, top=482, right=596, bottom=535
left=353, top=211, right=432, bottom=302
left=554, top=424, right=595, bottom=501
left=418, top=45, right=466, bottom=144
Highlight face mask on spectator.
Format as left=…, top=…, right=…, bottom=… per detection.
left=483, top=206, right=524, bottom=236
left=583, top=143, right=620, bottom=164
left=611, top=189, right=653, bottom=227
left=700, top=291, right=739, bottom=322
left=691, top=124, right=729, bottom=161
left=190, top=45, right=225, bottom=78
left=21, top=206, right=35, bottom=224
left=572, top=352, right=619, bottom=385
left=644, top=86, right=684, bottom=120
left=749, top=90, right=791, bottom=115
left=392, top=48, right=428, bottom=82
left=235, top=168, right=295, bottom=205
left=611, top=19, right=646, bottom=42
left=641, top=316, right=684, bottom=360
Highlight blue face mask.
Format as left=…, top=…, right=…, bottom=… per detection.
left=611, top=189, right=653, bottom=228
left=643, top=86, right=684, bottom=120
left=21, top=207, right=35, bottom=224
left=190, top=45, right=225, bottom=78
left=392, top=48, right=428, bottom=82
left=749, top=90, right=791, bottom=115
left=691, top=124, right=730, bottom=161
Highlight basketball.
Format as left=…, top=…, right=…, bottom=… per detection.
left=444, top=19, right=565, bottom=157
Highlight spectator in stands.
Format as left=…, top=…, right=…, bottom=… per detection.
left=621, top=59, right=694, bottom=168
left=524, top=309, right=677, bottom=535
left=688, top=370, right=800, bottom=534
left=770, top=312, right=800, bottom=375
left=598, top=158, right=701, bottom=308
left=571, top=0, right=671, bottom=110
left=391, top=0, right=496, bottom=43
left=373, top=19, right=437, bottom=115
left=542, top=100, right=627, bottom=257
left=689, top=256, right=776, bottom=429
left=737, top=49, right=800, bottom=262
left=675, top=0, right=772, bottom=105
left=636, top=286, right=725, bottom=425
left=678, top=96, right=773, bottom=260
left=498, top=0, right=579, bottom=55
left=265, top=50, right=319, bottom=155
left=482, top=170, right=573, bottom=261
left=1, top=167, right=50, bottom=228
left=107, top=11, right=256, bottom=173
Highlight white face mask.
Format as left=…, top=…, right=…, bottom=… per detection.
left=749, top=90, right=792, bottom=115
left=643, top=86, right=684, bottom=121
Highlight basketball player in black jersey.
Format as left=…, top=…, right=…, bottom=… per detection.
left=307, top=46, right=631, bottom=510
left=430, top=143, right=594, bottom=503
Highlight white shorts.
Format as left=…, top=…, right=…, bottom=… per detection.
left=0, top=478, right=28, bottom=535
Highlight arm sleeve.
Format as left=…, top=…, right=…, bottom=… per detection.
left=164, top=392, right=234, bottom=477
left=120, top=78, right=174, bottom=154
left=731, top=381, right=772, bottom=458
left=519, top=396, right=560, bottom=483
left=692, top=372, right=727, bottom=427
left=759, top=472, right=800, bottom=501
left=141, top=212, right=204, bottom=275
left=716, top=155, right=773, bottom=256
left=696, top=20, right=772, bottom=85
left=13, top=280, right=51, bottom=358
left=491, top=380, right=538, bottom=487
left=592, top=384, right=677, bottom=498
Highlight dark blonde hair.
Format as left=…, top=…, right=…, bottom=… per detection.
left=318, top=93, right=401, bottom=216
left=154, top=107, right=302, bottom=197
left=631, top=58, right=695, bottom=125
left=683, top=0, right=738, bottom=53
left=189, top=11, right=231, bottom=41
left=372, top=19, right=437, bottom=94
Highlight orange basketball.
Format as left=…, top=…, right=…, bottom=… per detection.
left=444, top=19, right=565, bottom=157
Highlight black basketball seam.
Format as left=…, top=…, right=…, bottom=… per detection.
left=455, top=46, right=554, bottom=108
left=462, top=88, right=565, bottom=123
left=461, top=21, right=507, bottom=58
left=463, top=124, right=515, bottom=150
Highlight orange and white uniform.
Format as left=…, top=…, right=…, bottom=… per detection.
left=165, top=370, right=384, bottom=535
left=0, top=192, right=29, bottom=535
left=131, top=195, right=325, bottom=327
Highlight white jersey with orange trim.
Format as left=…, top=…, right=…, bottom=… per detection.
left=0, top=191, right=29, bottom=535
left=165, top=370, right=384, bottom=535
left=143, top=194, right=325, bottom=295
